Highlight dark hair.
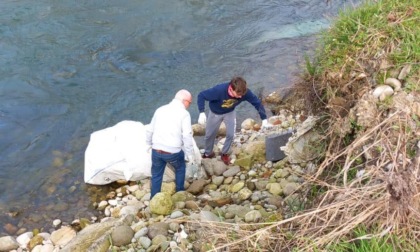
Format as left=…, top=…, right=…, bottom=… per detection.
left=229, top=76, right=247, bottom=95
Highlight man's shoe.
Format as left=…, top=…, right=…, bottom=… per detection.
left=202, top=152, right=215, bottom=159
left=221, top=154, right=230, bottom=165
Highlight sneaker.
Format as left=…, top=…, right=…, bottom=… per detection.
left=202, top=152, right=215, bottom=159
left=221, top=154, right=230, bottom=165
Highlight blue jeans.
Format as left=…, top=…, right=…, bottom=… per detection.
left=150, top=149, right=186, bottom=199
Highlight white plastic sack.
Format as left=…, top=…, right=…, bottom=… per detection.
left=84, top=120, right=203, bottom=185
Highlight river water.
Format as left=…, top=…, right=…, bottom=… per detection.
left=0, top=0, right=357, bottom=234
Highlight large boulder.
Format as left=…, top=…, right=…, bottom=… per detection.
left=150, top=192, right=173, bottom=215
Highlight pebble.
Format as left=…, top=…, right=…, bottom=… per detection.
left=52, top=219, right=61, bottom=227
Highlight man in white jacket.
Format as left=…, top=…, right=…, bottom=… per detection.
left=146, top=89, right=195, bottom=198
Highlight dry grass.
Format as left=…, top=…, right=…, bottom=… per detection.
left=191, top=107, right=419, bottom=251
left=189, top=0, right=420, bottom=251
left=190, top=1, right=420, bottom=251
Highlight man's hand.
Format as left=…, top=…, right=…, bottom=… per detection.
left=198, top=112, right=207, bottom=125
left=262, top=119, right=273, bottom=129
left=187, top=155, right=196, bottom=166
left=146, top=145, right=152, bottom=153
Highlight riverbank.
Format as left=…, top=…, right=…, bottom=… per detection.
left=0, top=108, right=312, bottom=251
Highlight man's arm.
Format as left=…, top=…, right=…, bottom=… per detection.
left=197, top=90, right=208, bottom=113
left=197, top=84, right=224, bottom=112
left=181, top=113, right=194, bottom=157
left=244, top=90, right=267, bottom=120
left=145, top=114, right=156, bottom=146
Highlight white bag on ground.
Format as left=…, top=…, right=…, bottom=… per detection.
left=84, top=120, right=204, bottom=185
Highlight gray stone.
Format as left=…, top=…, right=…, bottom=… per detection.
left=152, top=234, right=167, bottom=245
left=186, top=179, right=207, bottom=195
left=134, top=227, right=148, bottom=239
left=244, top=210, right=262, bottom=223
left=139, top=236, right=151, bottom=249
left=226, top=205, right=252, bottom=218
left=223, top=166, right=241, bottom=177
left=283, top=182, right=299, bottom=196
left=50, top=226, right=76, bottom=247
left=200, top=211, right=221, bottom=222
left=213, top=162, right=228, bottom=176
left=238, top=188, right=252, bottom=201
left=170, top=211, right=184, bottom=219
left=61, top=216, right=128, bottom=252
left=267, top=183, right=282, bottom=195
left=111, top=225, right=134, bottom=246
left=266, top=195, right=283, bottom=209
left=0, top=236, right=19, bottom=251
left=147, top=222, right=169, bottom=239
left=255, top=180, right=269, bottom=190
left=212, top=176, right=224, bottom=186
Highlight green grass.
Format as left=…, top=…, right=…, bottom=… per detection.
left=312, top=0, right=419, bottom=90
left=327, top=226, right=419, bottom=252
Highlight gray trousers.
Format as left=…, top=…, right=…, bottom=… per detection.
left=204, top=110, right=236, bottom=155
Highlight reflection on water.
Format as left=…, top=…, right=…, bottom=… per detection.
left=0, top=0, right=358, bottom=234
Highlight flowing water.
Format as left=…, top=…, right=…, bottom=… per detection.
left=0, top=0, right=358, bottom=234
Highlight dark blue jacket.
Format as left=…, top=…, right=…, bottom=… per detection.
left=197, top=82, right=267, bottom=120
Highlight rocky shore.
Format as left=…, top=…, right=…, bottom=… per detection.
left=0, top=97, right=316, bottom=252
